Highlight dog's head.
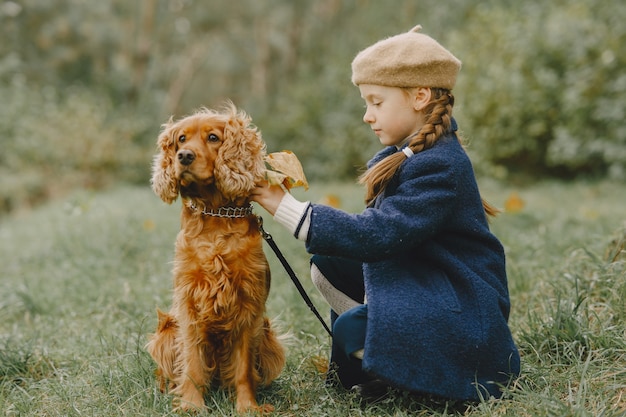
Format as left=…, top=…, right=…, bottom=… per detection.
left=151, top=102, right=266, bottom=203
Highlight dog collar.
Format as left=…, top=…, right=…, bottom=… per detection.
left=187, top=201, right=254, bottom=218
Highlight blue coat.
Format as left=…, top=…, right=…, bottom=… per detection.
left=305, top=129, right=520, bottom=400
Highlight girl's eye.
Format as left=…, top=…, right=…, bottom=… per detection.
left=207, top=133, right=220, bottom=142
left=178, top=135, right=186, bottom=143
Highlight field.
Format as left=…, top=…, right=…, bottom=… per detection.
left=1, top=180, right=624, bottom=416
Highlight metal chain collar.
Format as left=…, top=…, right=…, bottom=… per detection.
left=187, top=201, right=254, bottom=218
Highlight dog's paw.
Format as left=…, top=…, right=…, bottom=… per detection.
left=257, top=403, right=275, bottom=414
left=236, top=402, right=275, bottom=415
left=173, top=393, right=206, bottom=414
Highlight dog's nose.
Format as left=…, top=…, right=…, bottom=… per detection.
left=177, top=149, right=195, bottom=166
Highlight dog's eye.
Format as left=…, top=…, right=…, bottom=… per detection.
left=207, top=133, right=220, bottom=142
left=178, top=135, right=186, bottom=143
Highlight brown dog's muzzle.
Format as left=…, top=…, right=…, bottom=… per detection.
left=177, top=149, right=196, bottom=166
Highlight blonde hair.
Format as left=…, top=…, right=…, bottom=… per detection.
left=358, top=88, right=499, bottom=217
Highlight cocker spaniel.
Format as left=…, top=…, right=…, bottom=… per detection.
left=146, top=102, right=285, bottom=414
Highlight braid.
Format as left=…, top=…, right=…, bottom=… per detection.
left=358, top=88, right=499, bottom=217
left=359, top=88, right=452, bottom=206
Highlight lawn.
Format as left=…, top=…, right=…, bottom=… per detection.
left=0, top=180, right=624, bottom=416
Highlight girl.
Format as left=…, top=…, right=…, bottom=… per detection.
left=252, top=25, right=520, bottom=402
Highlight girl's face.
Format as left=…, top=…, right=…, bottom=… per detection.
left=359, top=84, right=427, bottom=148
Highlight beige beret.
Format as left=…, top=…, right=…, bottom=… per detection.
left=351, top=25, right=461, bottom=90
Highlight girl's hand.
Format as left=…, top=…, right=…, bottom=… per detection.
left=250, top=181, right=286, bottom=216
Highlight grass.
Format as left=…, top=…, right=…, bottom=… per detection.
left=0, top=180, right=625, bottom=416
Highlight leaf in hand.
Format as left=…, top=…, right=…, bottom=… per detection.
left=265, top=151, right=309, bottom=190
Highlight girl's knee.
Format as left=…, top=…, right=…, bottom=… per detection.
left=333, top=305, right=368, bottom=357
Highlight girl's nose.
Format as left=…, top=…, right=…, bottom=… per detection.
left=363, top=108, right=374, bottom=124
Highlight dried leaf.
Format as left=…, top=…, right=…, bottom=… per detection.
left=265, top=151, right=309, bottom=190
left=309, top=355, right=329, bottom=374
left=319, top=194, right=341, bottom=208
left=504, top=192, right=525, bottom=213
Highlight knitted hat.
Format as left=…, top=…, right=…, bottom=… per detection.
left=351, top=25, right=461, bottom=90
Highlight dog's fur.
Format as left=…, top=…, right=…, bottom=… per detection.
left=146, top=103, right=285, bottom=413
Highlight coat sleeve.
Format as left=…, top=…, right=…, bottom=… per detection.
left=305, top=151, right=460, bottom=262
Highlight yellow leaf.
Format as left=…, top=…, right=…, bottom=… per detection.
left=320, top=194, right=341, bottom=208
left=143, top=219, right=155, bottom=231
left=309, top=355, right=329, bottom=374
left=504, top=192, right=525, bottom=213
left=265, top=170, right=288, bottom=187
left=265, top=150, right=309, bottom=190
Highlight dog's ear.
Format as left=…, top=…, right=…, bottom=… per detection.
left=151, top=117, right=180, bottom=204
left=214, top=104, right=266, bottom=201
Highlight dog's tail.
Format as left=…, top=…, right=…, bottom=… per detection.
left=146, top=308, right=180, bottom=392
left=257, top=317, right=287, bottom=386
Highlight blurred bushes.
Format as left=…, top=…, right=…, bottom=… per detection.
left=0, top=0, right=624, bottom=213
left=451, top=0, right=626, bottom=180
left=0, top=81, right=151, bottom=212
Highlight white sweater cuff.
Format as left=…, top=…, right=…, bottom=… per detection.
left=273, top=193, right=311, bottom=241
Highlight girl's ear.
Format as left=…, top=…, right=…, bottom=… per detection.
left=413, top=87, right=432, bottom=111
left=151, top=117, right=180, bottom=204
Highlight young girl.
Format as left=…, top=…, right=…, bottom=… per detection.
left=252, top=25, right=520, bottom=402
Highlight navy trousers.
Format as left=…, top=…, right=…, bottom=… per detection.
left=311, top=254, right=373, bottom=388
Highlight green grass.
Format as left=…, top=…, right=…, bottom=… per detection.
left=0, top=180, right=625, bottom=416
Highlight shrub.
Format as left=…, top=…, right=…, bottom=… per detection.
left=451, top=0, right=626, bottom=180
left=0, top=81, right=152, bottom=212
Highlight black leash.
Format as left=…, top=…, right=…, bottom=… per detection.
left=257, top=216, right=333, bottom=338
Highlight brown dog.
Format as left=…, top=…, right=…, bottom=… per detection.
left=146, top=103, right=285, bottom=413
